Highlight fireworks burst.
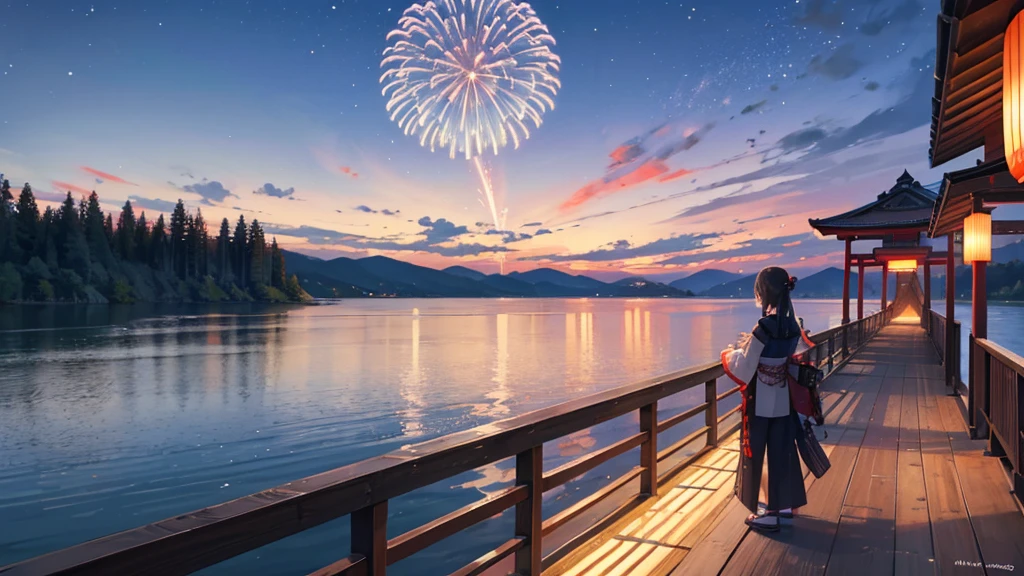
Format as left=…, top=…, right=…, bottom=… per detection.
left=381, top=0, right=561, bottom=161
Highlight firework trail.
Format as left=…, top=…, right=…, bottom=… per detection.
left=381, top=0, right=560, bottom=233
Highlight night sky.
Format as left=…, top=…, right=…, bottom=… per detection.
left=0, top=0, right=994, bottom=280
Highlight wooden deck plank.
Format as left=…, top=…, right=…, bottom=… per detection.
left=716, top=358, right=885, bottom=576
left=671, top=343, right=882, bottom=576
left=949, top=438, right=1024, bottom=573
left=893, top=375, right=936, bottom=576
left=609, top=458, right=737, bottom=576
left=563, top=324, right=1024, bottom=576
left=825, top=376, right=902, bottom=576
left=917, top=370, right=984, bottom=575
left=555, top=449, right=735, bottom=576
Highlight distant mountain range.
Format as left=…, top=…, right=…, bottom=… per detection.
left=284, top=251, right=694, bottom=298
left=283, top=249, right=1024, bottom=300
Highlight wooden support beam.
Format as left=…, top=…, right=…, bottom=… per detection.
left=515, top=446, right=543, bottom=575
left=881, top=263, right=889, bottom=311
left=973, top=262, right=987, bottom=340
left=994, top=220, right=1024, bottom=235
left=857, top=263, right=865, bottom=321
left=924, top=262, right=932, bottom=324
left=981, top=191, right=1024, bottom=205
left=843, top=238, right=852, bottom=324
left=947, top=234, right=957, bottom=392
left=351, top=501, right=388, bottom=576
left=705, top=380, right=718, bottom=448
left=640, top=402, right=658, bottom=497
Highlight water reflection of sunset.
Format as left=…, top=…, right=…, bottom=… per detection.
left=472, top=313, right=512, bottom=419
left=398, top=316, right=425, bottom=437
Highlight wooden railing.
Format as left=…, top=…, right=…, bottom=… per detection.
left=969, top=337, right=1024, bottom=508
left=0, top=308, right=895, bottom=576
left=927, top=309, right=963, bottom=392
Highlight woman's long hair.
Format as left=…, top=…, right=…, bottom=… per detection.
left=754, top=266, right=799, bottom=339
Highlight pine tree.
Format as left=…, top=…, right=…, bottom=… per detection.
left=0, top=182, right=15, bottom=263
left=14, top=183, right=39, bottom=263
left=193, top=209, right=208, bottom=278
left=83, top=191, right=112, bottom=265
left=284, top=274, right=304, bottom=301
left=104, top=214, right=114, bottom=246
left=270, top=237, right=285, bottom=289
left=185, top=214, right=197, bottom=278
left=40, top=207, right=58, bottom=269
left=169, top=200, right=187, bottom=279
left=150, top=214, right=167, bottom=271
left=56, top=192, right=76, bottom=252
left=216, top=218, right=231, bottom=283
left=134, top=212, right=150, bottom=263
left=248, top=219, right=266, bottom=287
left=232, top=215, right=248, bottom=285
left=56, top=192, right=90, bottom=280
left=116, top=200, right=137, bottom=261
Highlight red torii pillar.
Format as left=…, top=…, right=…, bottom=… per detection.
left=842, top=239, right=852, bottom=324
left=857, top=261, right=865, bottom=320
left=881, top=262, right=889, bottom=310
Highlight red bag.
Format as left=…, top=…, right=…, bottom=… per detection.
left=788, top=361, right=824, bottom=425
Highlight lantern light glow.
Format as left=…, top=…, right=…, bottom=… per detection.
left=1004, top=10, right=1024, bottom=182
left=887, top=260, right=918, bottom=273
left=963, top=212, right=992, bottom=264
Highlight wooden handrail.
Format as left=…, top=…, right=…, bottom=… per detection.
left=970, top=337, right=1024, bottom=509
left=974, top=338, right=1024, bottom=377
left=0, top=307, right=896, bottom=576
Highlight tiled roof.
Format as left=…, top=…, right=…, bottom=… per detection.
left=809, top=170, right=938, bottom=232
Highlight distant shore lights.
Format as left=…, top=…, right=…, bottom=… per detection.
left=1003, top=10, right=1024, bottom=182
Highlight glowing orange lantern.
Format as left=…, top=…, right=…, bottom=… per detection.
left=887, top=260, right=918, bottom=273
left=963, top=212, right=992, bottom=264
left=1004, top=10, right=1024, bottom=182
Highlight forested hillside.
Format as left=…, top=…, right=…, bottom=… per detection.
left=0, top=179, right=310, bottom=304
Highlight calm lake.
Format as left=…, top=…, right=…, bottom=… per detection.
left=0, top=298, right=1019, bottom=574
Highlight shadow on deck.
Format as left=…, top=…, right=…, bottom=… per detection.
left=549, top=323, right=1024, bottom=576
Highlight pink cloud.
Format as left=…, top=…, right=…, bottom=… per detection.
left=559, top=159, right=671, bottom=212
left=80, top=166, right=137, bottom=186
left=558, top=123, right=714, bottom=213
left=658, top=168, right=696, bottom=183
left=52, top=180, right=92, bottom=196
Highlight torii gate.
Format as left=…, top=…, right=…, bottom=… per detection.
left=808, top=170, right=953, bottom=331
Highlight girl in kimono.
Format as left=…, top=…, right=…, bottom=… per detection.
left=721, top=266, right=814, bottom=532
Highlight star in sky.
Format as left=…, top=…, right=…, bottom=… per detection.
left=0, top=0, right=1007, bottom=281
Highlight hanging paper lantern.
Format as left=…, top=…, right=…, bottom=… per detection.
left=963, top=212, right=992, bottom=264
left=1003, top=10, right=1024, bottom=182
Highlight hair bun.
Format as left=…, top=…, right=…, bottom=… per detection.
left=786, top=276, right=797, bottom=290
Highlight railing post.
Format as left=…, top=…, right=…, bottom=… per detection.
left=640, top=402, right=658, bottom=497
left=351, top=501, right=388, bottom=576
left=969, top=335, right=979, bottom=437
left=828, top=334, right=835, bottom=373
left=705, top=380, right=718, bottom=448
left=977, top=345, right=991, bottom=441
left=842, top=324, right=849, bottom=358
left=1015, top=373, right=1024, bottom=509
left=515, top=446, right=543, bottom=575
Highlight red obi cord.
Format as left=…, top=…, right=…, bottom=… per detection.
left=721, top=350, right=753, bottom=458
left=801, top=330, right=815, bottom=349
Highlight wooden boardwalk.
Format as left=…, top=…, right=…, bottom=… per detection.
left=550, top=322, right=1024, bottom=576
